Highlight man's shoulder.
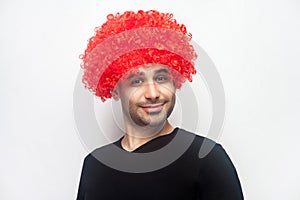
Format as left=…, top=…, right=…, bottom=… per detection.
left=177, top=128, right=218, bottom=146
left=177, top=128, right=225, bottom=158
left=83, top=139, right=121, bottom=163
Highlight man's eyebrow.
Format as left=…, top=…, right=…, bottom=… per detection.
left=154, top=69, right=169, bottom=74
left=126, top=72, right=145, bottom=80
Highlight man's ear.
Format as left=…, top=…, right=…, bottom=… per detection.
left=111, top=87, right=120, bottom=101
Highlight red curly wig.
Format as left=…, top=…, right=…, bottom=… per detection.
left=80, top=10, right=197, bottom=102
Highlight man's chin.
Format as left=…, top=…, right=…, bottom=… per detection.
left=137, top=121, right=165, bottom=130
left=141, top=113, right=168, bottom=127
left=146, top=111, right=162, bottom=115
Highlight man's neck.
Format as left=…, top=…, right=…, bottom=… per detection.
left=121, top=121, right=174, bottom=152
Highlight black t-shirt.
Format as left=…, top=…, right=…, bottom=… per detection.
left=76, top=128, right=244, bottom=200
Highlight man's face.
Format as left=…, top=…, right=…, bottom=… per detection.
left=114, top=64, right=176, bottom=128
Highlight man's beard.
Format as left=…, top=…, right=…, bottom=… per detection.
left=125, top=94, right=176, bottom=127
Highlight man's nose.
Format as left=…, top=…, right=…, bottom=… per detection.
left=144, top=83, right=160, bottom=100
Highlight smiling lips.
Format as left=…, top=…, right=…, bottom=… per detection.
left=140, top=103, right=165, bottom=113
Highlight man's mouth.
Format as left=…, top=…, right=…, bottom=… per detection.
left=139, top=103, right=165, bottom=113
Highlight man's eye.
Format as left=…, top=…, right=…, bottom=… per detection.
left=130, top=79, right=143, bottom=86
left=156, top=76, right=169, bottom=82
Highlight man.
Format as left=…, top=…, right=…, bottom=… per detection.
left=77, top=10, right=243, bottom=199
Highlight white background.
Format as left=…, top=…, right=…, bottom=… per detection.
left=1, top=0, right=300, bottom=199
